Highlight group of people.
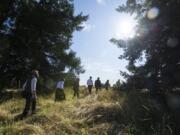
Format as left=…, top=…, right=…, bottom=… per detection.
left=54, top=77, right=80, bottom=101
left=87, top=76, right=110, bottom=94
left=21, top=70, right=110, bottom=118
left=54, top=76, right=110, bottom=101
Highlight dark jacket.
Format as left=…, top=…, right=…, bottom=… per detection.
left=95, top=79, right=101, bottom=88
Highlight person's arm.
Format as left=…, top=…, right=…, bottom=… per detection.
left=22, top=81, right=27, bottom=91
left=31, top=78, right=37, bottom=98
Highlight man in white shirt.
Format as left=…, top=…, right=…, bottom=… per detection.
left=22, top=70, right=39, bottom=116
left=87, top=76, right=93, bottom=94
left=55, top=79, right=66, bottom=101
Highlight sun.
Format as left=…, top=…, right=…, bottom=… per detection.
left=115, top=17, right=137, bottom=39
left=120, top=21, right=134, bottom=35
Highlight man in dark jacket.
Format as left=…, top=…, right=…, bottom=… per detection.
left=73, top=77, right=80, bottom=98
left=95, top=77, right=101, bottom=94
left=105, top=80, right=110, bottom=90
left=22, top=70, right=39, bottom=117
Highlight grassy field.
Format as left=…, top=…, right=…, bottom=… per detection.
left=0, top=88, right=126, bottom=135
left=1, top=88, right=179, bottom=135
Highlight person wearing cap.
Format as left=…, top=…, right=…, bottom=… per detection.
left=73, top=77, right=80, bottom=98
left=55, top=78, right=66, bottom=101
left=22, top=69, right=39, bottom=116
left=87, top=76, right=93, bottom=94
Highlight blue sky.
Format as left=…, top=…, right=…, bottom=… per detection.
left=72, top=0, right=136, bottom=85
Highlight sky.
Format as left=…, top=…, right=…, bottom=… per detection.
left=72, top=0, right=137, bottom=85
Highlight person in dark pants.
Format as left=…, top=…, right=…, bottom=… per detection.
left=87, top=76, right=93, bottom=94
left=22, top=70, right=39, bottom=117
left=95, top=77, right=102, bottom=94
left=73, top=77, right=80, bottom=98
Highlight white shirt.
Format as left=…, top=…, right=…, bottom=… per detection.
left=87, top=79, right=93, bottom=86
left=56, top=81, right=64, bottom=89
left=31, top=77, right=37, bottom=92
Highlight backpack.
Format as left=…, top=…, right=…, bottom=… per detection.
left=22, top=78, right=32, bottom=98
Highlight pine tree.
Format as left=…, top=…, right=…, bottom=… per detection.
left=111, top=0, right=180, bottom=92
left=0, top=0, right=88, bottom=88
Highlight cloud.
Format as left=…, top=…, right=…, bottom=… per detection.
left=81, top=22, right=95, bottom=32
left=96, top=0, right=106, bottom=5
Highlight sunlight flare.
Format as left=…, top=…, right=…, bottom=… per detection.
left=115, top=16, right=137, bottom=39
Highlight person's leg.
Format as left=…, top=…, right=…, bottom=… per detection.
left=90, top=86, right=92, bottom=94
left=96, top=87, right=98, bottom=94
left=73, top=90, right=76, bottom=97
left=32, top=97, right=36, bottom=114
left=63, top=89, right=66, bottom=100
left=55, top=89, right=58, bottom=101
left=88, top=86, right=91, bottom=94
left=77, top=90, right=79, bottom=98
left=22, top=96, right=31, bottom=116
left=74, top=90, right=79, bottom=98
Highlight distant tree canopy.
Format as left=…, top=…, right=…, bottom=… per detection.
left=0, top=0, right=87, bottom=88
left=111, top=0, right=180, bottom=92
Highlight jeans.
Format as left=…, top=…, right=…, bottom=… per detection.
left=23, top=94, right=36, bottom=116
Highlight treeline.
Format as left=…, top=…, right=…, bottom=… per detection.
left=0, top=0, right=88, bottom=90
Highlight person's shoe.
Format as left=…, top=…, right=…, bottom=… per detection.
left=22, top=111, right=28, bottom=116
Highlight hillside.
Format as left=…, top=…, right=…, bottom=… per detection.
left=0, top=88, right=126, bottom=135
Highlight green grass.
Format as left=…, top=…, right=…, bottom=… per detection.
left=0, top=88, right=125, bottom=135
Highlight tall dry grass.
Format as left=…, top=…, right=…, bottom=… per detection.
left=0, top=88, right=124, bottom=135
left=1, top=87, right=178, bottom=135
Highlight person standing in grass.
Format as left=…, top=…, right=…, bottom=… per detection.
left=55, top=78, right=66, bottom=101
left=105, top=80, right=110, bottom=90
left=95, top=77, right=102, bottom=94
left=73, top=77, right=80, bottom=98
left=22, top=70, right=39, bottom=117
left=87, top=76, right=93, bottom=94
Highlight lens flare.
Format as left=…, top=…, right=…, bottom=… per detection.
left=147, top=7, right=159, bottom=20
